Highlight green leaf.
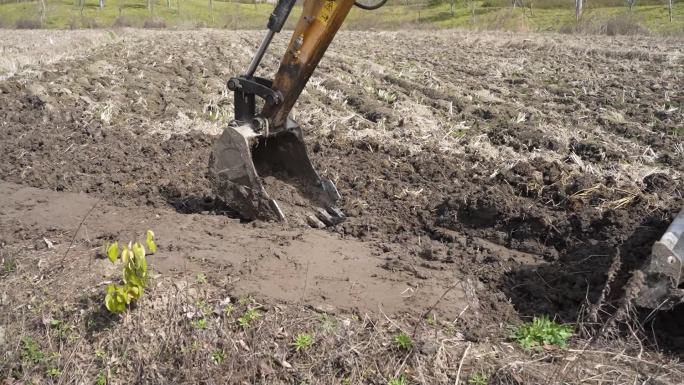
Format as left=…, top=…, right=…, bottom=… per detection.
left=512, top=315, right=573, bottom=350
left=123, top=265, right=143, bottom=287
left=106, top=242, right=119, bottom=263
left=132, top=242, right=145, bottom=260
left=105, top=285, right=127, bottom=313
left=146, top=230, right=157, bottom=254
left=117, top=285, right=130, bottom=305
left=133, top=242, right=148, bottom=274
left=121, top=245, right=131, bottom=265
left=393, top=332, right=413, bottom=350
left=126, top=284, right=143, bottom=301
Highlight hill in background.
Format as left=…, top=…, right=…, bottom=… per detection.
left=0, top=0, right=682, bottom=34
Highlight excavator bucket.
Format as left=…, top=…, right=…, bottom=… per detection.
left=636, top=208, right=684, bottom=310
left=208, top=120, right=344, bottom=226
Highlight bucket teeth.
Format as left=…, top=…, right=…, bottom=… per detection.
left=208, top=120, right=343, bottom=225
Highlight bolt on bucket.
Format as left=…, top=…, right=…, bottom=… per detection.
left=208, top=119, right=344, bottom=226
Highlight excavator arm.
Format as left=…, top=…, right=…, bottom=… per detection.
left=262, top=0, right=356, bottom=128
left=209, top=0, right=371, bottom=226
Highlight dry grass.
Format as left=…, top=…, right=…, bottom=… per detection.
left=564, top=13, right=652, bottom=36
left=0, top=29, right=120, bottom=80
left=143, top=17, right=167, bottom=29
left=1, top=239, right=682, bottom=385
left=112, top=16, right=135, bottom=28
left=14, top=17, right=42, bottom=29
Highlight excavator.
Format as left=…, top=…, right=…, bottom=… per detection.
left=207, top=0, right=684, bottom=310
left=208, top=0, right=386, bottom=227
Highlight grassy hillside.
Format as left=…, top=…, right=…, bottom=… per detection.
left=0, top=0, right=682, bottom=33
left=348, top=1, right=682, bottom=33
left=0, top=0, right=278, bottom=29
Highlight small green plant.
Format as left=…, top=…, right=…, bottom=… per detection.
left=49, top=319, right=72, bottom=341
left=182, top=340, right=202, bottom=353
left=196, top=273, right=207, bottom=284
left=393, top=332, right=413, bottom=350
left=211, top=350, right=225, bottom=365
left=103, top=230, right=157, bottom=314
left=426, top=313, right=437, bottom=326
left=145, top=230, right=158, bottom=253
left=223, top=304, right=235, bottom=316
left=512, top=315, right=573, bottom=350
left=468, top=371, right=489, bottom=385
left=196, top=300, right=211, bottom=314
left=21, top=336, right=44, bottom=364
left=1, top=256, right=17, bottom=275
left=46, top=367, right=62, bottom=377
left=238, top=307, right=260, bottom=328
left=388, top=375, right=408, bottom=385
left=95, top=370, right=107, bottom=385
left=292, top=333, right=314, bottom=352
left=194, top=318, right=207, bottom=330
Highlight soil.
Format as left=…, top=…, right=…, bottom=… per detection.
left=0, top=29, right=683, bottom=384
left=0, top=181, right=471, bottom=318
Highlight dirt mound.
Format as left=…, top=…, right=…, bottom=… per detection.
left=0, top=82, right=217, bottom=209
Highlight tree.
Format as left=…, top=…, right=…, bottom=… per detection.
left=449, top=0, right=456, bottom=16
left=575, top=0, right=583, bottom=21
left=39, top=0, right=46, bottom=23
left=99, top=0, right=104, bottom=9
left=626, top=0, right=636, bottom=11
left=668, top=0, right=672, bottom=22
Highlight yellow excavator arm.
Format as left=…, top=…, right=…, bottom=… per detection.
left=208, top=0, right=382, bottom=226
left=264, top=0, right=357, bottom=128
